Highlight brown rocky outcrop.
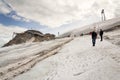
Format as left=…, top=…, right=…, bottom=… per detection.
left=3, top=30, right=55, bottom=47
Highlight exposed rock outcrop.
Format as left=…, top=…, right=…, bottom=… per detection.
left=3, top=30, right=55, bottom=47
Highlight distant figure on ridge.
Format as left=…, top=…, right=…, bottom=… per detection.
left=99, top=29, right=104, bottom=41
left=101, top=9, right=106, bottom=21
left=91, top=30, right=97, bottom=46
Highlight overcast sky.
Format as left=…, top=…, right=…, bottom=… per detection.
left=0, top=0, right=120, bottom=34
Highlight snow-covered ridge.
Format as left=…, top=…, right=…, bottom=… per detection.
left=60, top=17, right=120, bottom=37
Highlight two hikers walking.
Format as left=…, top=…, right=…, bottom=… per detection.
left=91, top=29, right=104, bottom=46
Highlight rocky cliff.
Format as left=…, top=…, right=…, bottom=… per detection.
left=3, top=30, right=55, bottom=47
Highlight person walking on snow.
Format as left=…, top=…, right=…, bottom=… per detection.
left=91, top=31, right=97, bottom=46
left=99, top=29, right=104, bottom=41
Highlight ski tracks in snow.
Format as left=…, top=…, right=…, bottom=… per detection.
left=0, top=38, right=73, bottom=80
left=0, top=36, right=120, bottom=80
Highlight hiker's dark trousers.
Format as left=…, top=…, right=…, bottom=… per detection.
left=92, top=38, right=96, bottom=46
left=100, top=35, right=103, bottom=41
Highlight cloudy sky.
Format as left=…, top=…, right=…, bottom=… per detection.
left=0, top=0, right=120, bottom=35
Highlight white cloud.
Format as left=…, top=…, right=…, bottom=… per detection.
left=4, top=0, right=95, bottom=28
left=1, top=0, right=120, bottom=28
left=11, top=15, right=21, bottom=20
left=0, top=24, right=26, bottom=34
left=0, top=24, right=27, bottom=47
left=0, top=0, right=11, bottom=14
left=11, top=15, right=30, bottom=22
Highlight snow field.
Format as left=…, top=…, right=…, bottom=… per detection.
left=13, top=36, right=120, bottom=80
left=0, top=38, right=72, bottom=80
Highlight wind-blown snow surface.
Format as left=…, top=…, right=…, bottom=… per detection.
left=0, top=38, right=72, bottom=80
left=105, top=28, right=120, bottom=46
left=11, top=36, right=120, bottom=80
left=60, top=17, right=120, bottom=37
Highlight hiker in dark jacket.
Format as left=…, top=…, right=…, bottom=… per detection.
left=91, top=31, right=97, bottom=46
left=99, top=29, right=104, bottom=41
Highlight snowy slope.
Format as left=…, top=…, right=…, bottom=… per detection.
left=104, top=28, right=120, bottom=46
left=60, top=17, right=120, bottom=37
left=0, top=17, right=120, bottom=80
left=0, top=38, right=72, bottom=80
left=7, top=36, right=120, bottom=80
